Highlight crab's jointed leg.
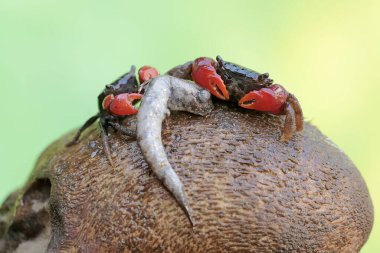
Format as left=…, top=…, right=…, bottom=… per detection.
left=281, top=101, right=296, bottom=141
left=100, top=122, right=115, bottom=168
left=108, top=121, right=136, bottom=138
left=288, top=93, right=303, bottom=132
left=280, top=93, right=304, bottom=141
left=66, top=113, right=100, bottom=147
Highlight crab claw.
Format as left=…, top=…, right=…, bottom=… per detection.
left=239, top=85, right=287, bottom=115
left=102, top=94, right=115, bottom=110
left=138, top=66, right=160, bottom=83
left=191, top=57, right=229, bottom=100
left=108, top=93, right=143, bottom=116
left=208, top=74, right=229, bottom=100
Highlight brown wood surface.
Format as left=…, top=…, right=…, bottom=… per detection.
left=0, top=102, right=373, bottom=253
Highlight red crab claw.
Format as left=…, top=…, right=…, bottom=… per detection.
left=108, top=93, right=143, bottom=116
left=239, top=85, right=287, bottom=115
left=138, top=66, right=160, bottom=83
left=191, top=57, right=229, bottom=100
left=102, top=94, right=115, bottom=110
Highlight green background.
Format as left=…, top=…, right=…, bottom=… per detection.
left=0, top=0, right=378, bottom=251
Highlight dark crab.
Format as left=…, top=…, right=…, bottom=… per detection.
left=188, top=55, right=304, bottom=141
left=66, top=65, right=158, bottom=166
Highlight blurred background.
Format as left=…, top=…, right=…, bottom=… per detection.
left=0, top=0, right=378, bottom=251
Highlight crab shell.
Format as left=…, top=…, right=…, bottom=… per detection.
left=215, top=55, right=273, bottom=103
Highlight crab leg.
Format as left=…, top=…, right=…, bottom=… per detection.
left=108, top=121, right=136, bottom=137
left=288, top=93, right=303, bottom=132
left=281, top=101, right=296, bottom=142
left=100, top=122, right=115, bottom=167
left=66, top=113, right=100, bottom=147
left=137, top=75, right=213, bottom=226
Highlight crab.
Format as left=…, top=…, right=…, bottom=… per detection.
left=171, top=56, right=304, bottom=141
left=66, top=65, right=160, bottom=166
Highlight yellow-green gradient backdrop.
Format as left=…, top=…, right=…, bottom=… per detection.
left=0, top=0, right=378, bottom=251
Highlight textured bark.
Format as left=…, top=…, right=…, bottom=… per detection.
left=0, top=102, right=373, bottom=253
